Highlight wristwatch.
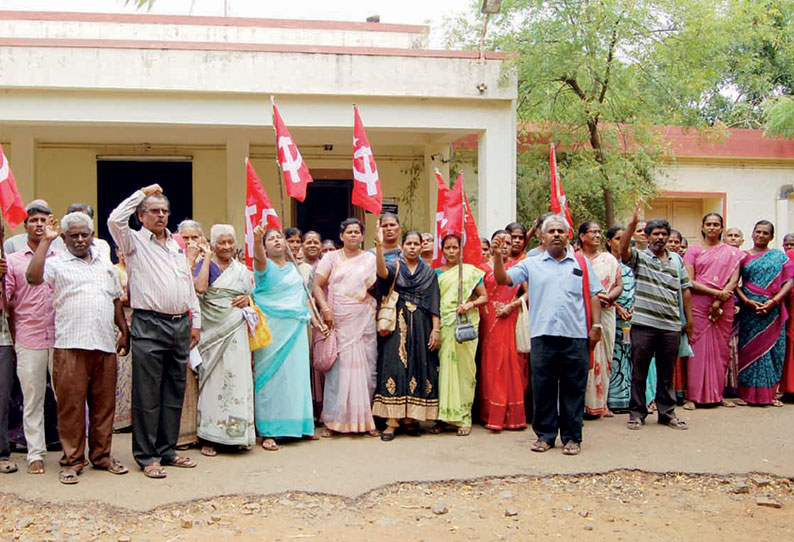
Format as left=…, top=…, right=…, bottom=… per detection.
left=591, top=324, right=603, bottom=329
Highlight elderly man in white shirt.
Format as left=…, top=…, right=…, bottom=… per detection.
left=27, top=212, right=130, bottom=485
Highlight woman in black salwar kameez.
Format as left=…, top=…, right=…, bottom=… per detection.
left=372, top=227, right=441, bottom=441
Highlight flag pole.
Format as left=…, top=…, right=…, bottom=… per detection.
left=268, top=96, right=324, bottom=327
left=457, top=173, right=465, bottom=307
left=0, top=212, right=8, bottom=335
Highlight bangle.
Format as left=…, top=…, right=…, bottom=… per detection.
left=431, top=329, right=440, bottom=334
left=322, top=308, right=331, bottom=314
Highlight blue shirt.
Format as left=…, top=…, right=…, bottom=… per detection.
left=507, top=248, right=602, bottom=339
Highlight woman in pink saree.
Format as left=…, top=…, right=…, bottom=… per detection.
left=313, top=218, right=379, bottom=436
left=683, top=213, right=744, bottom=408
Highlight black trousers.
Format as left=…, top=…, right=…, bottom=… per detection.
left=0, top=346, right=13, bottom=460
left=629, top=324, right=680, bottom=422
left=131, top=311, right=190, bottom=467
left=530, top=336, right=588, bottom=445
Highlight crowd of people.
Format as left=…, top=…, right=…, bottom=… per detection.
left=0, top=183, right=792, bottom=483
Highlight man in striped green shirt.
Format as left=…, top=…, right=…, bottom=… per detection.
left=619, top=200, right=693, bottom=432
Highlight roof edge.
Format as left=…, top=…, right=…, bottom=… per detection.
left=0, top=10, right=429, bottom=34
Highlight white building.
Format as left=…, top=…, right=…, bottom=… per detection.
left=0, top=10, right=517, bottom=244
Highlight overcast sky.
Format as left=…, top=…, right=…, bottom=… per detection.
left=0, top=0, right=474, bottom=43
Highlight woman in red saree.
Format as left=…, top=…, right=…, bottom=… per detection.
left=478, top=230, right=527, bottom=430
left=683, top=213, right=744, bottom=407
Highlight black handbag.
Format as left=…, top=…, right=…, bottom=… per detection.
left=455, top=313, right=478, bottom=343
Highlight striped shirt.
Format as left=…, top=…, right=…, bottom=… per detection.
left=628, top=247, right=691, bottom=332
left=107, top=190, right=201, bottom=328
left=43, top=248, right=122, bottom=352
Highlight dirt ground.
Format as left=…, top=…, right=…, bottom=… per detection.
left=2, top=470, right=793, bottom=541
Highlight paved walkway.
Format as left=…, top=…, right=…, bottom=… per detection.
left=1, top=405, right=792, bottom=511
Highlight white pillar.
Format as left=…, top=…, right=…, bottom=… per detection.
left=225, top=137, right=249, bottom=238
left=477, top=103, right=517, bottom=236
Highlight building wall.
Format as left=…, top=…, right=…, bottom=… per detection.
left=654, top=160, right=794, bottom=249
left=25, top=143, right=425, bottom=245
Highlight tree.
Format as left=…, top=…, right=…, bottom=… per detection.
left=449, top=0, right=738, bottom=227
left=700, top=0, right=794, bottom=133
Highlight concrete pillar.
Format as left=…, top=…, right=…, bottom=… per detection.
left=225, top=137, right=249, bottom=239
left=7, top=134, right=35, bottom=203
left=477, top=103, right=516, bottom=235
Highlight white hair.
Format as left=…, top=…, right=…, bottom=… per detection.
left=210, top=224, right=236, bottom=246
left=60, top=211, right=94, bottom=233
left=177, top=219, right=204, bottom=236
left=541, top=214, right=570, bottom=234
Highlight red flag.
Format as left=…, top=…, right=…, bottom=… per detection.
left=441, top=172, right=482, bottom=265
left=245, top=159, right=281, bottom=269
left=272, top=101, right=313, bottom=202
left=432, top=169, right=450, bottom=268
left=550, top=143, right=574, bottom=238
left=0, top=145, right=28, bottom=230
left=351, top=106, right=383, bottom=214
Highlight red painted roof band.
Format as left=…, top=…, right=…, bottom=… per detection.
left=453, top=127, right=794, bottom=160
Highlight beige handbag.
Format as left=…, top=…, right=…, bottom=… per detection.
left=376, top=261, right=400, bottom=336
left=515, top=296, right=531, bottom=353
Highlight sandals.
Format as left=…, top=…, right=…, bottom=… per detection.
left=772, top=399, right=784, bottom=407
left=734, top=398, right=748, bottom=406
left=142, top=463, right=166, bottom=479
left=94, top=458, right=128, bottom=475
left=320, top=427, right=334, bottom=438
left=0, top=460, right=18, bottom=474
left=530, top=440, right=553, bottom=453
left=683, top=401, right=696, bottom=411
left=562, top=442, right=581, bottom=456
left=261, top=439, right=279, bottom=451
left=659, top=417, right=688, bottom=430
left=626, top=418, right=643, bottom=431
left=365, top=429, right=381, bottom=438
left=456, top=426, right=472, bottom=437
left=428, top=422, right=445, bottom=435
left=27, top=460, right=45, bottom=474
left=721, top=399, right=737, bottom=408
left=201, top=445, right=218, bottom=457
left=58, top=468, right=79, bottom=485
left=380, top=428, right=396, bottom=442
left=162, top=455, right=197, bottom=468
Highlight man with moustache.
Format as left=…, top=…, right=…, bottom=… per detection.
left=619, top=200, right=693, bottom=432
left=108, top=184, right=201, bottom=479
left=27, top=212, right=129, bottom=484
left=492, top=215, right=603, bottom=456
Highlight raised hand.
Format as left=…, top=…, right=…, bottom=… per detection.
left=253, top=224, right=266, bottom=244
left=43, top=215, right=60, bottom=242
left=375, top=218, right=384, bottom=246
left=632, top=199, right=643, bottom=223
left=141, top=184, right=163, bottom=197
left=490, top=235, right=504, bottom=253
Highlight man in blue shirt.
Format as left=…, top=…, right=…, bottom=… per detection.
left=492, top=215, right=602, bottom=456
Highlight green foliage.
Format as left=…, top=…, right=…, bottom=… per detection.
left=446, top=0, right=794, bottom=226
left=125, top=0, right=156, bottom=10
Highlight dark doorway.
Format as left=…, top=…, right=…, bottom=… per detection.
left=96, top=160, right=193, bottom=254
left=294, top=179, right=354, bottom=243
